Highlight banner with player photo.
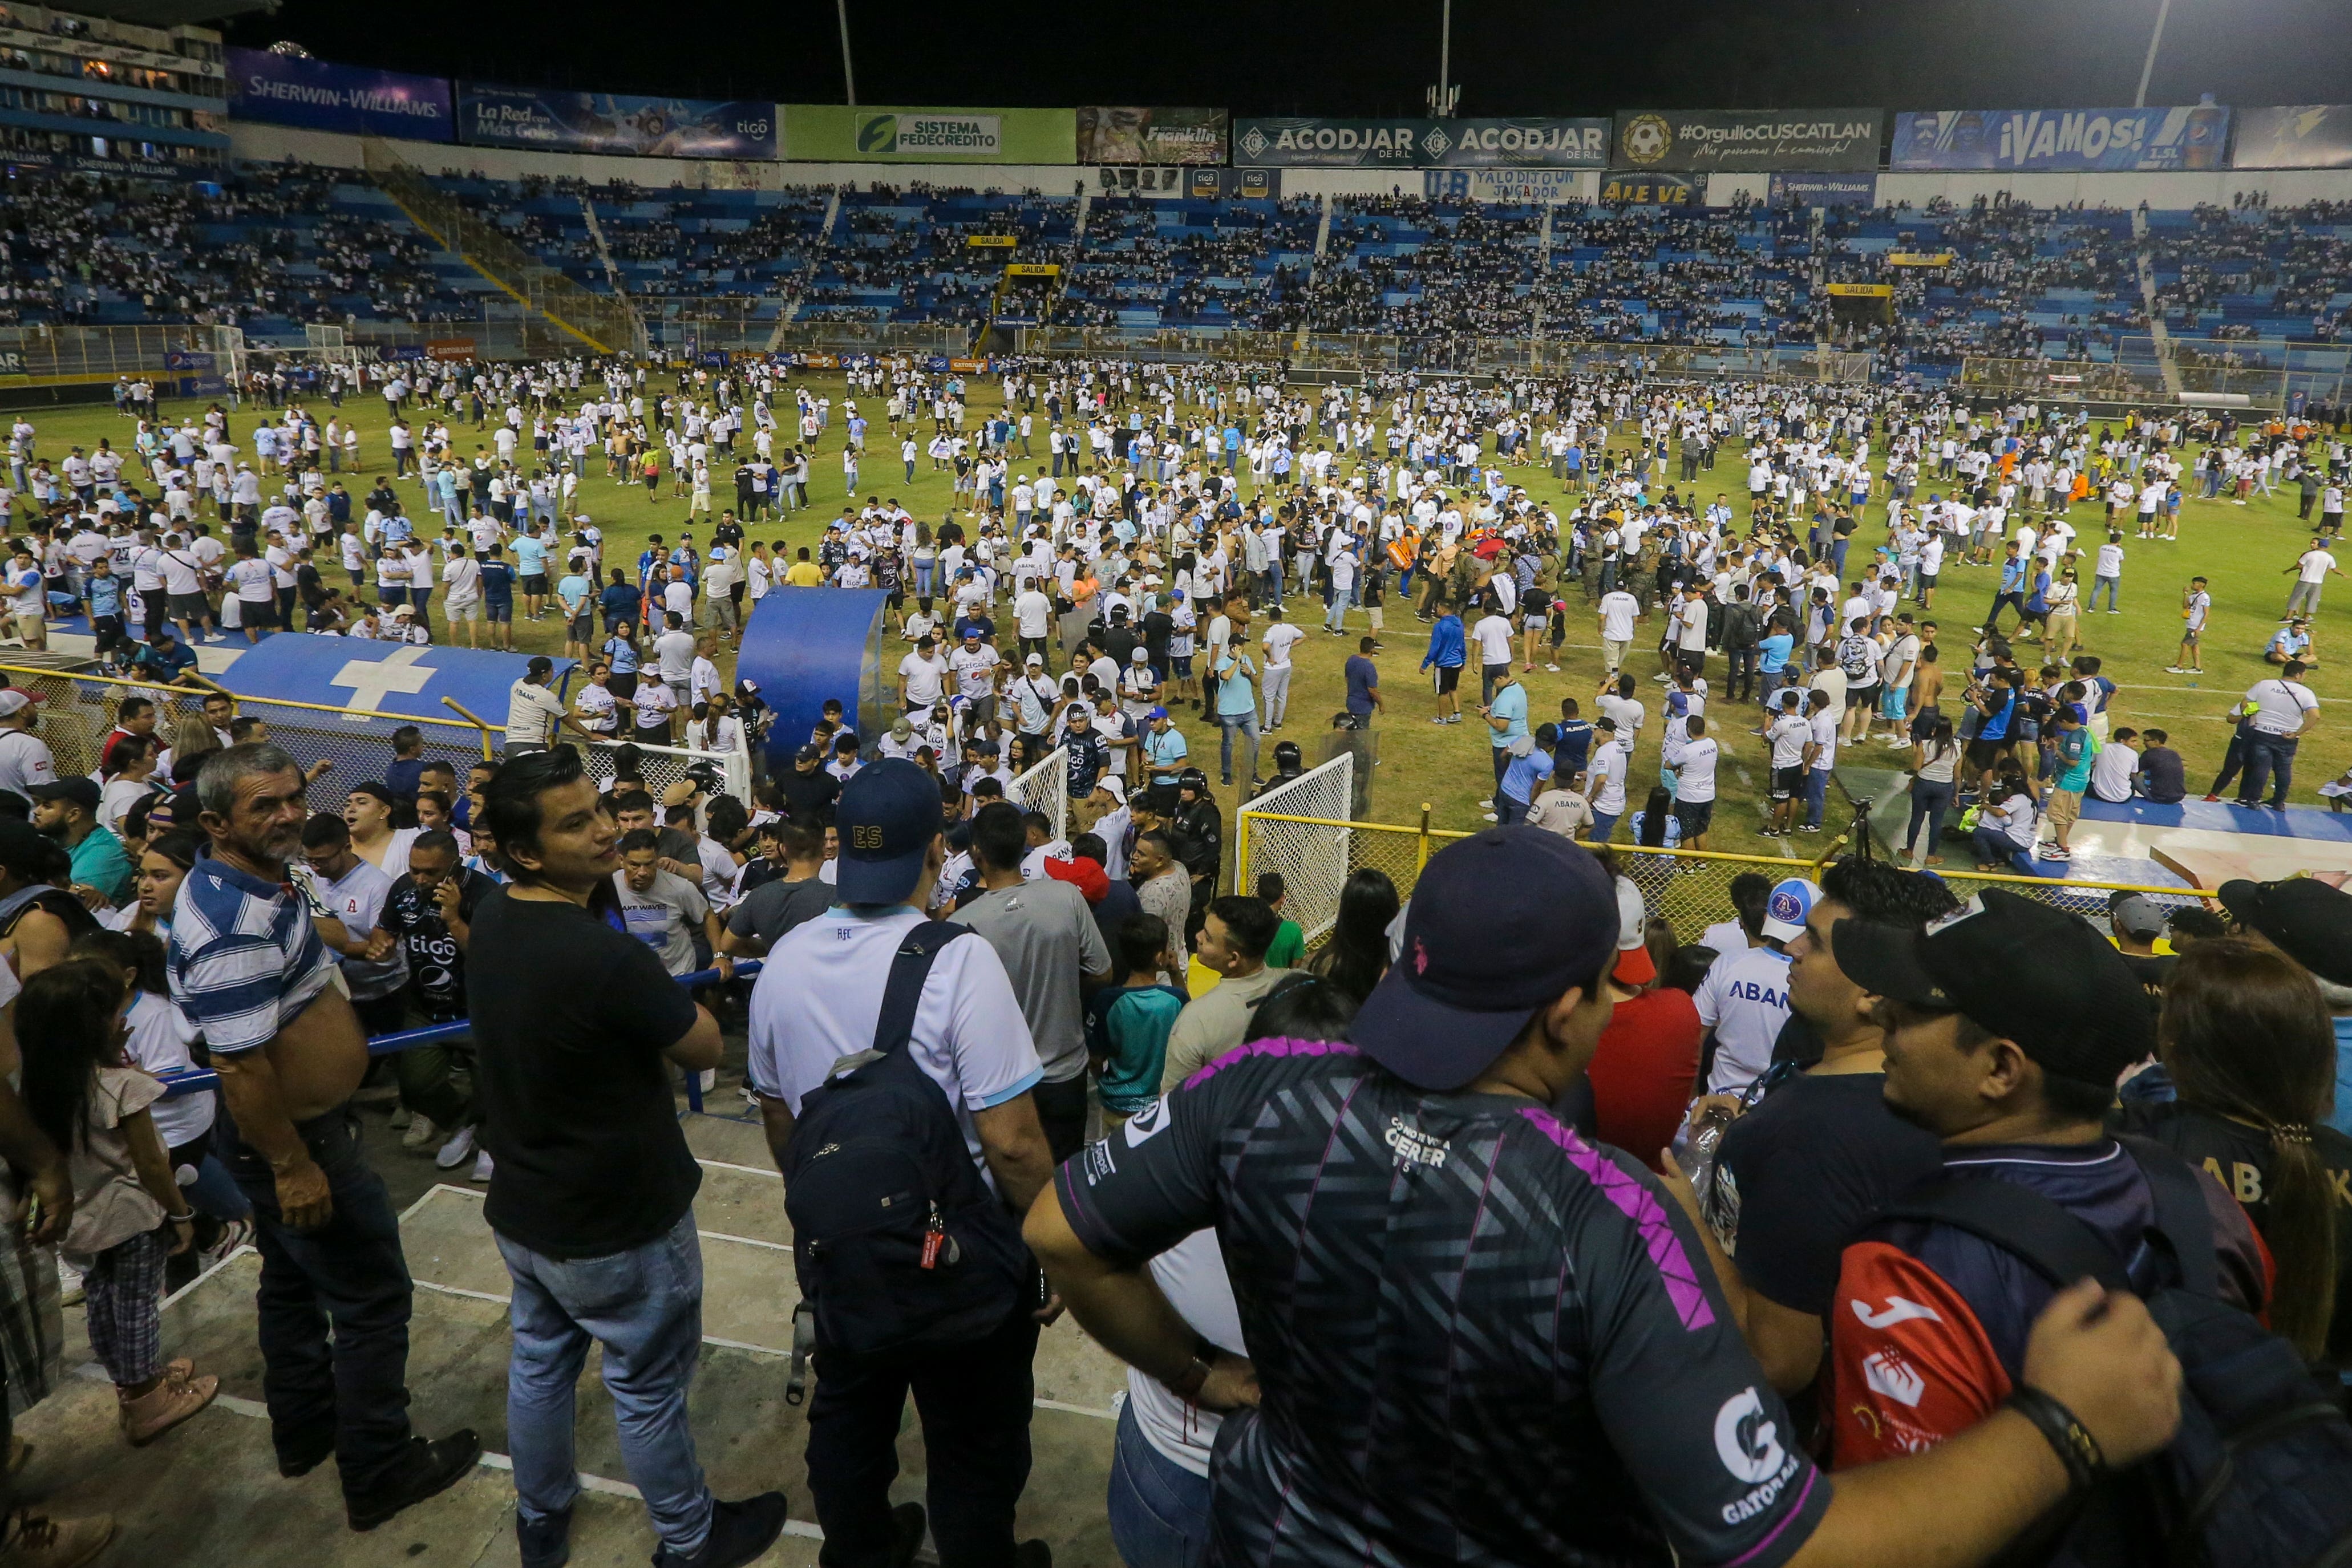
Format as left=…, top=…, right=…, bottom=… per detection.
left=2232, top=106, right=2352, bottom=168
left=1613, top=110, right=1882, bottom=172
left=1078, top=108, right=1228, bottom=165
left=458, top=84, right=775, bottom=158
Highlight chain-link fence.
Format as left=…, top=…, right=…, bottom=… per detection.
left=1233, top=755, right=1354, bottom=940
left=0, top=663, right=494, bottom=816
left=1007, top=745, right=1069, bottom=849
left=576, top=735, right=754, bottom=808
left=1237, top=802, right=2218, bottom=957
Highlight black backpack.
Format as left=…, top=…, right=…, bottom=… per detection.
left=1876, top=1138, right=2352, bottom=1568
left=780, top=921, right=1035, bottom=1402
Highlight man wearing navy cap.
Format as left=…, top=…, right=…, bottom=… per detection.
left=1027, top=831, right=2187, bottom=1568
left=747, top=758, right=1059, bottom=1568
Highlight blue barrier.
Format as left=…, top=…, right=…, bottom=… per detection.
left=156, top=958, right=766, bottom=1119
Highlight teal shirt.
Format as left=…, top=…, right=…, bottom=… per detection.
left=2054, top=727, right=2095, bottom=792
left=1090, top=984, right=1187, bottom=1113
left=1488, top=681, right=1529, bottom=750
left=1216, top=651, right=1259, bottom=718
left=2332, top=1016, right=2352, bottom=1141
left=70, top=824, right=133, bottom=906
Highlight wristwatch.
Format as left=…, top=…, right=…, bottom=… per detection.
left=1161, top=1332, right=1221, bottom=1402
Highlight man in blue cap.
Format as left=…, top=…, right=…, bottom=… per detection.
left=746, top=757, right=1060, bottom=1568
left=1025, top=827, right=2186, bottom=1568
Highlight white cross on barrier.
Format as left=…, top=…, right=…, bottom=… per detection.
left=328, top=645, right=434, bottom=720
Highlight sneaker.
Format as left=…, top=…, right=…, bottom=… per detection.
left=118, top=1370, right=218, bottom=1447
left=55, top=1261, right=80, bottom=1310
left=387, top=1106, right=412, bottom=1131
left=1483, top=813, right=1499, bottom=823
left=2204, top=793, right=2223, bottom=802
left=887, top=1504, right=927, bottom=1568
left=345, top=1431, right=483, bottom=1531
left=517, top=1505, right=573, bottom=1568
left=201, top=1218, right=253, bottom=1268
left=2108, top=609, right=2120, bottom=614
left=434, top=1125, right=477, bottom=1170
left=652, top=1492, right=789, bottom=1568
left=0, top=1511, right=114, bottom=1568
left=2164, top=666, right=2188, bottom=674
left=1545, top=663, right=1560, bottom=672
left=399, top=1115, right=438, bottom=1153
left=471, top=1150, right=495, bottom=1184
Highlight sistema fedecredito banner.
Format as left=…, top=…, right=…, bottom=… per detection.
left=456, top=84, right=776, bottom=159
left=226, top=47, right=455, bottom=143
left=1891, top=104, right=2231, bottom=172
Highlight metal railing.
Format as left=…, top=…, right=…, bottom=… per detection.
left=1236, top=802, right=2217, bottom=953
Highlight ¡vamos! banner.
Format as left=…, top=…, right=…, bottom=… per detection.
left=457, top=85, right=775, bottom=159
left=1892, top=104, right=2229, bottom=172
left=227, top=47, right=454, bottom=143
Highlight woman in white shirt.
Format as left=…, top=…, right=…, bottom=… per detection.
left=97, top=735, right=165, bottom=840
left=1902, top=712, right=1962, bottom=869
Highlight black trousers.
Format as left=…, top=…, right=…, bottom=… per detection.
left=1029, top=1075, right=1088, bottom=1167
left=807, top=1311, right=1039, bottom=1568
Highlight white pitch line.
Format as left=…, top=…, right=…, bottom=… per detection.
left=695, top=1157, right=783, bottom=1180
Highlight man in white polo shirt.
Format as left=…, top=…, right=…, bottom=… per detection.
left=745, top=758, right=1057, bottom=1568
left=2236, top=658, right=2319, bottom=811
left=1691, top=876, right=1816, bottom=1095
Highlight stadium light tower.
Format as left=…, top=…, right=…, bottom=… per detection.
left=2133, top=0, right=2171, bottom=107
left=1428, top=0, right=1459, bottom=118
left=837, top=0, right=858, bottom=106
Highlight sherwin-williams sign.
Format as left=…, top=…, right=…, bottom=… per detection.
left=783, top=106, right=1076, bottom=164
left=1613, top=110, right=1883, bottom=172
left=1234, top=116, right=1609, bottom=168
left=1891, top=106, right=2230, bottom=171
left=227, top=47, right=454, bottom=142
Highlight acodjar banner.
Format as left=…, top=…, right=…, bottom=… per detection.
left=1235, top=116, right=1608, bottom=168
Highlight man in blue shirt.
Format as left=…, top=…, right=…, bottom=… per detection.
left=1756, top=622, right=1796, bottom=717
left=1419, top=606, right=1466, bottom=725
left=1477, top=670, right=1530, bottom=802
left=128, top=627, right=199, bottom=686
left=1342, top=637, right=1382, bottom=728
left=83, top=556, right=128, bottom=666
left=1984, top=543, right=2030, bottom=635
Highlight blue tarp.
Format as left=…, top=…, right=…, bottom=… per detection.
left=211, top=631, right=576, bottom=737
left=734, top=590, right=886, bottom=771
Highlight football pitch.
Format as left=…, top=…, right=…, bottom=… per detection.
left=13, top=377, right=2339, bottom=868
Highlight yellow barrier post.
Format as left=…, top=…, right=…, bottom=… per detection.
left=439, top=698, right=497, bottom=760
left=1416, top=803, right=1434, bottom=874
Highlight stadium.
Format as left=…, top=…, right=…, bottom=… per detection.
left=3, top=0, right=2352, bottom=1565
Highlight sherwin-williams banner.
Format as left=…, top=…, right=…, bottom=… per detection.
left=783, top=106, right=1076, bottom=163
left=1613, top=110, right=1882, bottom=172
left=1769, top=173, right=1877, bottom=206
left=1077, top=107, right=1229, bottom=165
left=227, top=47, right=454, bottom=142
left=1234, top=116, right=1609, bottom=168
left=2232, top=106, right=2352, bottom=169
left=457, top=86, right=775, bottom=158
left=1892, top=105, right=2229, bottom=171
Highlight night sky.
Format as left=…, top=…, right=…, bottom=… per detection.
left=230, top=0, right=2352, bottom=118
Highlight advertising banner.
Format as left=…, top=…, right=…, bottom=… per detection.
left=1424, top=168, right=1595, bottom=202
left=1004, top=264, right=1060, bottom=277
left=458, top=85, right=775, bottom=159
left=1186, top=167, right=1280, bottom=199
left=1769, top=172, right=1877, bottom=206
left=1077, top=107, right=1229, bottom=165
left=1613, top=110, right=1881, bottom=172
left=1234, top=116, right=1608, bottom=168
left=1891, top=105, right=2229, bottom=171
left=1598, top=173, right=1697, bottom=205
left=163, top=350, right=216, bottom=372
left=227, top=47, right=455, bottom=143
left=425, top=339, right=477, bottom=361
left=1824, top=282, right=1893, bottom=298
left=783, top=106, right=1076, bottom=164
left=1886, top=251, right=1955, bottom=267
left=2232, top=106, right=2352, bottom=169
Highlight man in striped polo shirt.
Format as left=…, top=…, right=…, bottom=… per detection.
left=169, top=743, right=480, bottom=1532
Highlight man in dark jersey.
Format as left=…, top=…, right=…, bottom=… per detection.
left=1029, top=829, right=2187, bottom=1568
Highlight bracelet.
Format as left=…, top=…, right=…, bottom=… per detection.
left=1164, top=1356, right=1212, bottom=1402
left=2003, top=1385, right=2106, bottom=1493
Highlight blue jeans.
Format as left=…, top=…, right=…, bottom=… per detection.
left=2090, top=576, right=2120, bottom=611
left=497, top=1211, right=714, bottom=1555
left=1325, top=583, right=1353, bottom=632
left=1905, top=777, right=1956, bottom=860
left=1107, top=1399, right=1211, bottom=1568
left=1218, top=711, right=1260, bottom=784
left=1972, top=825, right=2038, bottom=875
left=1589, top=808, right=1620, bottom=843
left=1804, top=766, right=1830, bottom=829
left=2240, top=732, right=2298, bottom=808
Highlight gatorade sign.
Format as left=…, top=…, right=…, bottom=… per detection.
left=856, top=112, right=1001, bottom=157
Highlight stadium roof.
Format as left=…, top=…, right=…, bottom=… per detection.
left=68, top=0, right=274, bottom=27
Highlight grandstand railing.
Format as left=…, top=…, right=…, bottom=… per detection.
left=361, top=136, right=648, bottom=359
left=770, top=322, right=973, bottom=359
left=1009, top=325, right=1874, bottom=383
left=0, top=319, right=536, bottom=381
left=1237, top=802, right=2217, bottom=955
left=0, top=662, right=495, bottom=816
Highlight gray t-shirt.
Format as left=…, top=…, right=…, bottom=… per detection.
left=612, top=867, right=709, bottom=977
left=725, top=875, right=836, bottom=950
left=954, top=878, right=1111, bottom=1083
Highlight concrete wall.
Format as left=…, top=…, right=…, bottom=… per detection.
left=231, top=120, right=2352, bottom=209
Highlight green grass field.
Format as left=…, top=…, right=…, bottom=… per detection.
left=9, top=379, right=2341, bottom=862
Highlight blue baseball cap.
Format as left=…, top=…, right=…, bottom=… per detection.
left=835, top=757, right=941, bottom=903
left=1353, top=828, right=1619, bottom=1091
left=1760, top=877, right=1822, bottom=943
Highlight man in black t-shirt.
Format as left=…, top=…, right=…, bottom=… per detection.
left=470, top=748, right=787, bottom=1568
left=1028, top=828, right=2186, bottom=1568
left=718, top=817, right=834, bottom=958
left=1670, top=857, right=1953, bottom=1402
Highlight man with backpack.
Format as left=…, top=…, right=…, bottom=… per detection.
left=747, top=757, right=1060, bottom=1568
left=1823, top=891, right=2352, bottom=1561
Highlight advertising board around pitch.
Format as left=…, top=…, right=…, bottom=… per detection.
left=783, top=105, right=1076, bottom=164
left=1892, top=104, right=2229, bottom=172
left=1234, top=116, right=1608, bottom=168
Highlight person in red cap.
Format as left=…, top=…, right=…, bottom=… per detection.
left=1029, top=829, right=2187, bottom=1568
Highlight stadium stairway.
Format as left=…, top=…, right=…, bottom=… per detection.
left=22, top=1111, right=1123, bottom=1568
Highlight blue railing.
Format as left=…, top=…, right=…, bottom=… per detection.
left=156, top=958, right=766, bottom=1116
